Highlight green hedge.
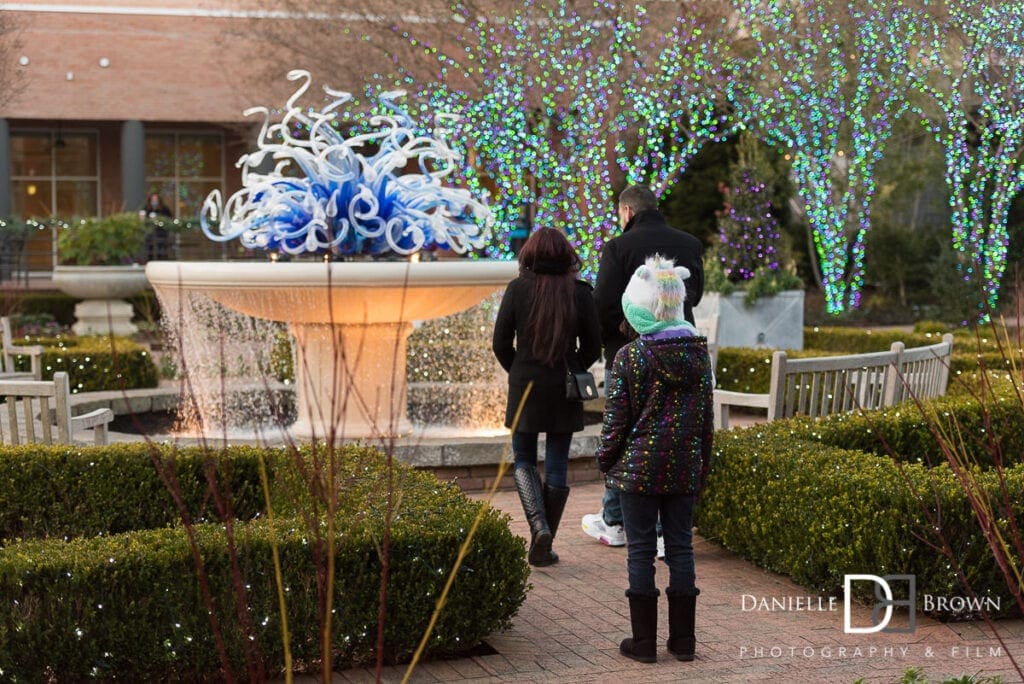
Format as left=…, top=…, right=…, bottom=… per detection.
left=714, top=347, right=854, bottom=393
left=703, top=331, right=1024, bottom=616
left=1, top=291, right=78, bottom=326
left=803, top=326, right=952, bottom=353
left=697, top=423, right=1022, bottom=616
left=10, top=335, right=159, bottom=391
left=800, top=386, right=1024, bottom=469
left=0, top=444, right=529, bottom=678
left=0, top=444, right=269, bottom=539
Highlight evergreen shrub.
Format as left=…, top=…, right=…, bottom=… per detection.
left=0, top=444, right=529, bottom=678
left=714, top=327, right=1011, bottom=395
left=2, top=291, right=78, bottom=326
left=803, top=387, right=1024, bottom=469
left=0, top=444, right=269, bottom=539
left=11, top=335, right=159, bottom=391
left=714, top=347, right=845, bottom=393
left=697, top=422, right=1022, bottom=617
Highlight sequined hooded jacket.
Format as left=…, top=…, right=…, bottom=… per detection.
left=596, top=335, right=714, bottom=496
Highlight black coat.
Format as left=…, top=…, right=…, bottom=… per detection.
left=592, top=209, right=704, bottom=362
left=492, top=273, right=602, bottom=433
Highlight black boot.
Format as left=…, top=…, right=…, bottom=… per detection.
left=513, top=466, right=552, bottom=566
left=535, top=483, right=569, bottom=566
left=666, top=590, right=699, bottom=661
left=620, top=594, right=658, bottom=664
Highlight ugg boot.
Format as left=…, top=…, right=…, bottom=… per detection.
left=533, top=483, right=569, bottom=566
left=666, top=589, right=699, bottom=661
left=513, top=466, right=552, bottom=566
left=620, top=594, right=658, bottom=663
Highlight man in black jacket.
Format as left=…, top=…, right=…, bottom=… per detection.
left=582, top=184, right=705, bottom=548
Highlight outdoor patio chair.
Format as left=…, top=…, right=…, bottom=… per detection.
left=0, top=372, right=114, bottom=445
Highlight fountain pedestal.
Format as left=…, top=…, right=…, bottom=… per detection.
left=146, top=260, right=518, bottom=440
left=51, top=265, right=150, bottom=336
left=290, top=321, right=414, bottom=438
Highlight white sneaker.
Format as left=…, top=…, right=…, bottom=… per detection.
left=656, top=533, right=665, bottom=559
left=581, top=512, right=626, bottom=546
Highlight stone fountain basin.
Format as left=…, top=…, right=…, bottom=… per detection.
left=145, top=258, right=519, bottom=438
left=144, top=260, right=518, bottom=324
left=52, top=265, right=151, bottom=300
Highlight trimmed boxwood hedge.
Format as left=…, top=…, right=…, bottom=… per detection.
left=801, top=386, right=1024, bottom=469
left=10, top=334, right=159, bottom=391
left=1, top=291, right=78, bottom=326
left=696, top=399, right=1023, bottom=618
left=714, top=347, right=845, bottom=393
left=0, top=444, right=268, bottom=539
left=803, top=326, right=954, bottom=353
left=0, top=444, right=529, bottom=679
left=1, top=289, right=160, bottom=327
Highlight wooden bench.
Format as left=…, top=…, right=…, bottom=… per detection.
left=0, top=372, right=114, bottom=445
left=1, top=316, right=44, bottom=380
left=713, top=333, right=953, bottom=429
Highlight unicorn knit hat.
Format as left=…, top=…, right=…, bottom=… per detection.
left=621, top=254, right=691, bottom=335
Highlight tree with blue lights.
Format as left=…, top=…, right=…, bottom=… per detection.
left=392, top=1, right=739, bottom=276
left=908, top=0, right=1024, bottom=320
left=725, top=0, right=923, bottom=315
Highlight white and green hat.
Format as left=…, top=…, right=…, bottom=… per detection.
left=621, top=254, right=691, bottom=335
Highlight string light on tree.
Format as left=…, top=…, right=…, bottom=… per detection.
left=617, top=12, right=739, bottom=199
left=726, top=0, right=917, bottom=315
left=395, top=1, right=735, bottom=277
left=716, top=133, right=782, bottom=281
left=910, top=1, right=1024, bottom=320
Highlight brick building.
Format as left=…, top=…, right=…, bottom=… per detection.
left=0, top=1, right=300, bottom=223
left=0, top=0, right=393, bottom=273
left=0, top=1, right=680, bottom=274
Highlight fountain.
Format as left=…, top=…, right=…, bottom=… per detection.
left=146, top=71, right=517, bottom=439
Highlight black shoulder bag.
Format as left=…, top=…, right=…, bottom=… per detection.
left=565, top=355, right=599, bottom=401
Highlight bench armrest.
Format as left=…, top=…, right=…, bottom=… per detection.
left=71, top=408, right=115, bottom=445
left=713, top=390, right=770, bottom=430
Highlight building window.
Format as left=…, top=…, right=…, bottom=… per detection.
left=145, top=132, right=223, bottom=219
left=9, top=130, right=99, bottom=218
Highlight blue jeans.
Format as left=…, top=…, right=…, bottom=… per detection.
left=512, top=431, right=572, bottom=488
left=619, top=492, right=696, bottom=597
left=601, top=486, right=623, bottom=525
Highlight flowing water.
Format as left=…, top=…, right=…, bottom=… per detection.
left=152, top=285, right=507, bottom=438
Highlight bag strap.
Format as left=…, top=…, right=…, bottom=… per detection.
left=563, top=349, right=581, bottom=374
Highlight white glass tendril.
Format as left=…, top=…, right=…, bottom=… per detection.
left=201, top=70, right=493, bottom=257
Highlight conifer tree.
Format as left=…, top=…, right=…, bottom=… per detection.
left=716, top=133, right=782, bottom=282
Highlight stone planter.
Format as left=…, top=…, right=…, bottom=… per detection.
left=51, top=265, right=149, bottom=336
left=694, top=289, right=804, bottom=350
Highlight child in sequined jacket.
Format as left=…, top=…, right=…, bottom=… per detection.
left=595, top=254, right=714, bottom=665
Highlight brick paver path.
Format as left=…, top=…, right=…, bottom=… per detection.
left=338, top=481, right=1024, bottom=683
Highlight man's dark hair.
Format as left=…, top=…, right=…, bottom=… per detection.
left=618, top=185, right=659, bottom=212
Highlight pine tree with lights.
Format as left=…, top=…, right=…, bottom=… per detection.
left=716, top=133, right=782, bottom=282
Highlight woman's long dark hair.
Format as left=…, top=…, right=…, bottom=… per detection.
left=517, top=228, right=583, bottom=366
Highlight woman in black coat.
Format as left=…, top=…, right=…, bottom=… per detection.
left=492, top=227, right=601, bottom=566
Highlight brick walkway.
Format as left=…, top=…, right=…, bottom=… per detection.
left=336, top=481, right=1024, bottom=683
